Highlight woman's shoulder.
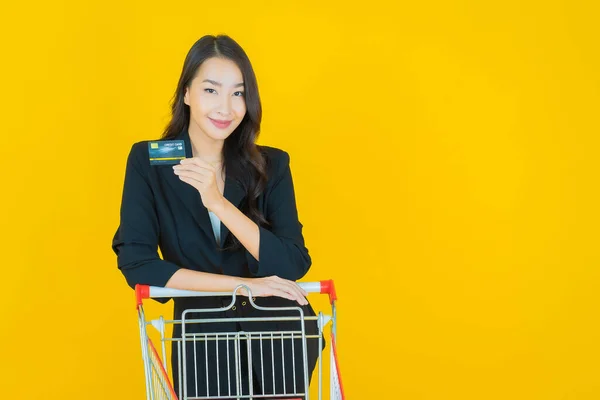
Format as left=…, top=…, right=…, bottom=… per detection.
left=258, top=145, right=291, bottom=176
left=127, top=139, right=154, bottom=155
left=258, top=145, right=289, bottom=161
left=123, top=140, right=149, bottom=166
left=122, top=140, right=156, bottom=172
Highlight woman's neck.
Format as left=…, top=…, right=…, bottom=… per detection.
left=189, top=126, right=224, bottom=165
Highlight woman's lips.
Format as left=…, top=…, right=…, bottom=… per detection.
left=209, top=118, right=232, bottom=129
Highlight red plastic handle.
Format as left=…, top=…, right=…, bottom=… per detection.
left=135, top=284, right=150, bottom=309
left=320, top=279, right=338, bottom=304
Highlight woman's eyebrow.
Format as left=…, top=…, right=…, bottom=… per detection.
left=202, top=79, right=244, bottom=88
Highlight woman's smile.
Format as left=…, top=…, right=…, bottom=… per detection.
left=209, top=117, right=233, bottom=129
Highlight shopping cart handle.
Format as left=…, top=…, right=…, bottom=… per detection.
left=135, top=280, right=337, bottom=308
left=300, top=280, right=337, bottom=304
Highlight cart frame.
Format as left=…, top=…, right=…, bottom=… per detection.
left=135, top=280, right=344, bottom=400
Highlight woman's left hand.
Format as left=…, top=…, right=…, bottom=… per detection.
left=173, top=158, right=225, bottom=213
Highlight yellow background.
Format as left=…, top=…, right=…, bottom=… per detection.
left=1, top=0, right=599, bottom=399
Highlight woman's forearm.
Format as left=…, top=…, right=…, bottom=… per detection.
left=165, top=267, right=308, bottom=304
left=212, top=197, right=260, bottom=260
left=165, top=268, right=247, bottom=292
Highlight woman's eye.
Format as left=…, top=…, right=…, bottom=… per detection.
left=234, top=91, right=245, bottom=97
left=204, top=88, right=216, bottom=94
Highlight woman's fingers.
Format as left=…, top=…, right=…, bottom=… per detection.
left=181, top=157, right=216, bottom=170
left=174, top=170, right=201, bottom=180
left=174, top=166, right=213, bottom=180
left=297, top=283, right=309, bottom=297
left=177, top=175, right=203, bottom=188
left=246, top=277, right=309, bottom=305
left=178, top=158, right=218, bottom=179
left=280, top=279, right=308, bottom=302
left=271, top=288, right=296, bottom=301
left=269, top=280, right=307, bottom=305
left=287, top=283, right=308, bottom=304
left=174, top=170, right=214, bottom=190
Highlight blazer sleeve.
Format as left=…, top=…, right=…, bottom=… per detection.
left=112, top=143, right=182, bottom=291
left=245, top=150, right=312, bottom=281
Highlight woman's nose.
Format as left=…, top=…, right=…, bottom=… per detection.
left=217, top=96, right=232, bottom=116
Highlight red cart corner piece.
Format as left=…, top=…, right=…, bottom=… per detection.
left=320, top=279, right=338, bottom=304
left=135, top=284, right=150, bottom=309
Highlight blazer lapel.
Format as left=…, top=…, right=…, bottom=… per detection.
left=220, top=173, right=246, bottom=247
left=156, top=129, right=248, bottom=248
left=156, top=130, right=216, bottom=245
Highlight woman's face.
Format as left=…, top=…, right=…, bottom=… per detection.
left=184, top=57, right=247, bottom=142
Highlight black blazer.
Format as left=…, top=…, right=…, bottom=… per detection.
left=112, top=128, right=312, bottom=291
left=111, top=129, right=320, bottom=397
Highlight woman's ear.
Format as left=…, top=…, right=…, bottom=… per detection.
left=183, top=87, right=189, bottom=106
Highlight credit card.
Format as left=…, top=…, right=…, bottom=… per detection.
left=148, top=140, right=186, bottom=165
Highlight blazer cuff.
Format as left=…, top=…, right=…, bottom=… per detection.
left=245, top=226, right=308, bottom=280
left=117, top=244, right=182, bottom=289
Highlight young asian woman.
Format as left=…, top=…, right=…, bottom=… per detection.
left=111, top=34, right=322, bottom=399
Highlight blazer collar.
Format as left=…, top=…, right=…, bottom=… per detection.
left=157, top=129, right=246, bottom=247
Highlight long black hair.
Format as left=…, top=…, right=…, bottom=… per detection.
left=162, top=35, right=269, bottom=249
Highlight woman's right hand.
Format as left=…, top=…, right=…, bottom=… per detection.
left=240, top=276, right=308, bottom=305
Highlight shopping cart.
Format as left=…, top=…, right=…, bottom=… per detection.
left=135, top=280, right=345, bottom=400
